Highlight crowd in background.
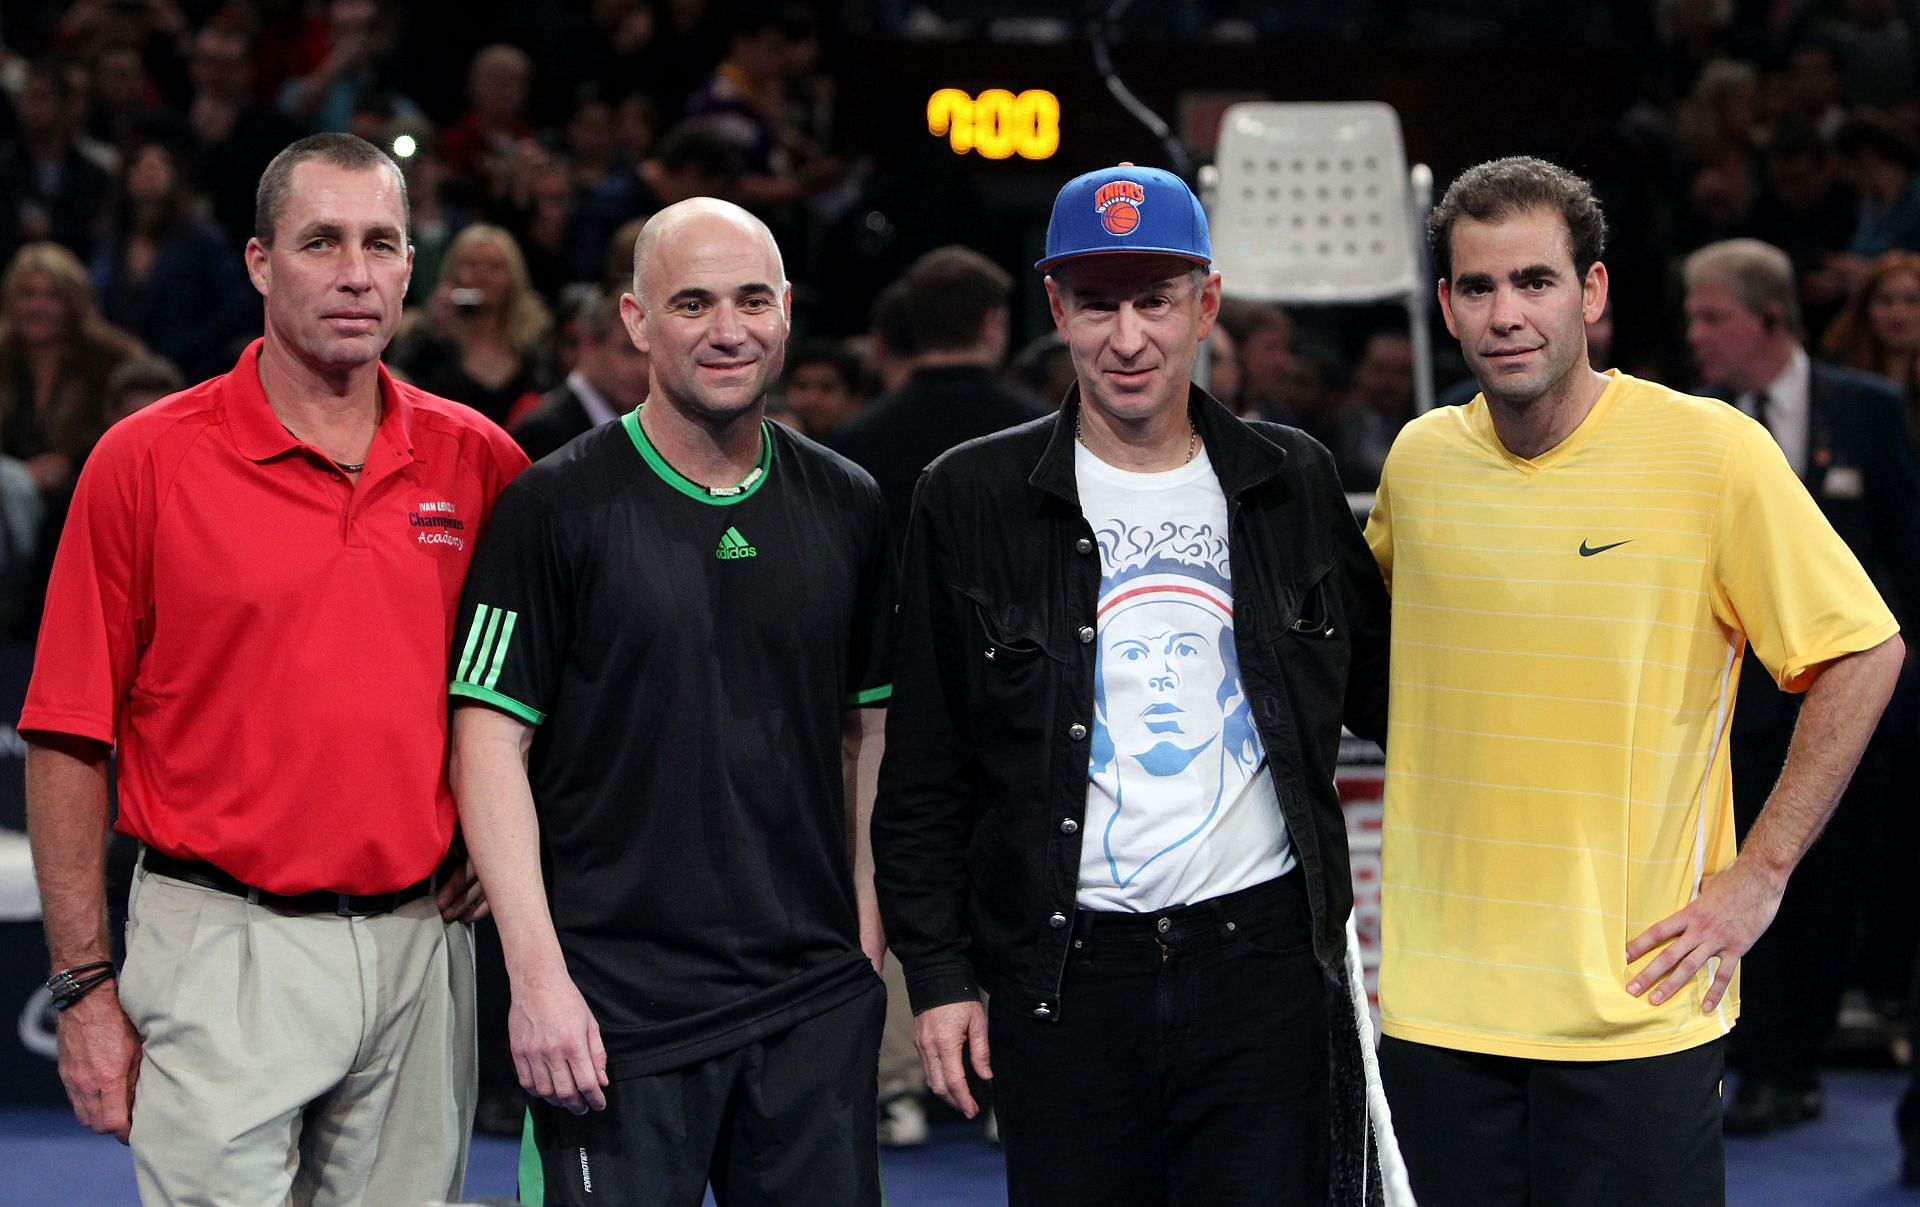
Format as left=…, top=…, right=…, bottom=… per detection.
left=0, top=0, right=1917, bottom=1153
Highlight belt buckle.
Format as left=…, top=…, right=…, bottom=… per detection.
left=334, top=894, right=357, bottom=918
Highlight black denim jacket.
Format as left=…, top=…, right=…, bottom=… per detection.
left=873, top=386, right=1391, bottom=1020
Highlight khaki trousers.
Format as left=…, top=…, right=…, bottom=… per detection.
left=120, top=864, right=476, bottom=1206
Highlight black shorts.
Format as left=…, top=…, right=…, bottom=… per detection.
left=1379, top=1034, right=1725, bottom=1207
left=523, top=978, right=885, bottom=1207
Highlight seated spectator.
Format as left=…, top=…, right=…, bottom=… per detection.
left=1822, top=249, right=1920, bottom=423
left=1744, top=120, right=1859, bottom=328
left=390, top=223, right=554, bottom=425
left=184, top=21, right=303, bottom=244
left=0, top=59, right=112, bottom=263
left=441, top=43, right=535, bottom=202
left=1349, top=329, right=1417, bottom=427
left=1833, top=112, right=1920, bottom=272
left=1216, top=298, right=1297, bottom=419
left=1008, top=331, right=1074, bottom=407
left=276, top=0, right=419, bottom=134
left=101, top=352, right=182, bottom=425
left=683, top=3, right=847, bottom=211
left=635, top=119, right=745, bottom=214
left=1207, top=323, right=1241, bottom=411
left=778, top=339, right=864, bottom=440
left=509, top=288, right=648, bottom=462
left=86, top=39, right=184, bottom=155
left=91, top=139, right=255, bottom=381
left=0, top=240, right=142, bottom=497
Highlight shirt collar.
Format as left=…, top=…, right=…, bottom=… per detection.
left=566, top=369, right=620, bottom=428
left=223, top=338, right=418, bottom=465
left=1029, top=382, right=1287, bottom=505
left=1757, top=345, right=1810, bottom=421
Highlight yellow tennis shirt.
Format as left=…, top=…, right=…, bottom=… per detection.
left=1365, top=371, right=1898, bottom=1060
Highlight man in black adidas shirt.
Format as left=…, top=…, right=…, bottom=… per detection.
left=448, top=197, right=893, bottom=1207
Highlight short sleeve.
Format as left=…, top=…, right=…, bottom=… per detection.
left=844, top=476, right=897, bottom=708
left=448, top=478, right=571, bottom=724
left=1364, top=456, right=1395, bottom=592
left=19, top=427, right=149, bottom=745
left=1712, top=420, right=1899, bottom=691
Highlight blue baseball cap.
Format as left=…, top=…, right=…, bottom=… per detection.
left=1036, top=164, right=1211, bottom=272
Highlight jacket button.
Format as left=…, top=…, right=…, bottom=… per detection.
left=1034, top=1002, right=1052, bottom=1018
left=1060, top=817, right=1079, bottom=834
left=1075, top=538, right=1092, bottom=554
left=1049, top=912, right=1067, bottom=929
left=1068, top=723, right=1087, bottom=740
left=1077, top=626, right=1094, bottom=643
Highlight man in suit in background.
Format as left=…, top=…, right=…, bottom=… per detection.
left=511, top=289, right=650, bottom=462
left=1683, top=237, right=1920, bottom=1135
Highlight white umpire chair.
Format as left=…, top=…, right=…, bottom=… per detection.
left=1199, top=101, right=1437, bottom=417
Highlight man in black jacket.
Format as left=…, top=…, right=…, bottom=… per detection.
left=871, top=165, right=1392, bottom=1206
left=1683, top=237, right=1920, bottom=1138
left=830, top=244, right=1047, bottom=551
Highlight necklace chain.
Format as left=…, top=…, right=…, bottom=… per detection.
left=280, top=421, right=366, bottom=473
left=1075, top=408, right=1198, bottom=465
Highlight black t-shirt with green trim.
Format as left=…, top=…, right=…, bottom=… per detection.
left=451, top=409, right=894, bottom=1077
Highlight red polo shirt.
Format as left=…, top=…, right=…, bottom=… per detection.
left=21, top=340, right=529, bottom=894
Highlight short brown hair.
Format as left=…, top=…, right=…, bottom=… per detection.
left=902, top=246, right=1012, bottom=354
left=254, top=133, right=408, bottom=246
left=1428, top=156, right=1608, bottom=281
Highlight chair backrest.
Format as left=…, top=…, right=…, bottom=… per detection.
left=1207, top=102, right=1421, bottom=304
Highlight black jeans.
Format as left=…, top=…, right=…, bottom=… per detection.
left=989, top=872, right=1329, bottom=1207
left=1380, top=1035, right=1726, bottom=1207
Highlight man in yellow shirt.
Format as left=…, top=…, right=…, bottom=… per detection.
left=1366, top=156, right=1905, bottom=1206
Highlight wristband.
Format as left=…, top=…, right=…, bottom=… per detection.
left=46, top=960, right=116, bottom=1011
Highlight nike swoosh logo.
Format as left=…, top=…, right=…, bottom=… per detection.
left=1579, top=539, right=1632, bottom=557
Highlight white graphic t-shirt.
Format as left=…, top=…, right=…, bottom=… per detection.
left=1073, top=441, right=1295, bottom=913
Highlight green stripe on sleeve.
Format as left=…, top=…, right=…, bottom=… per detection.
left=454, top=605, right=492, bottom=683
left=846, top=684, right=893, bottom=706
left=467, top=607, right=504, bottom=686
left=449, top=681, right=547, bottom=725
left=483, top=610, right=518, bottom=690
left=518, top=1108, right=544, bottom=1206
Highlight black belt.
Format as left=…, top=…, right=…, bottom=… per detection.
left=141, top=849, right=438, bottom=917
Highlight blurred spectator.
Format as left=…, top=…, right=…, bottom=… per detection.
left=613, top=91, right=661, bottom=166
left=510, top=288, right=647, bottom=462
left=635, top=119, right=743, bottom=211
left=1833, top=113, right=1920, bottom=269
left=441, top=43, right=534, bottom=202
left=779, top=339, right=863, bottom=439
left=91, top=140, right=254, bottom=381
left=683, top=3, right=846, bottom=211
left=0, top=59, right=111, bottom=262
left=185, top=21, right=303, bottom=244
left=495, top=139, right=579, bottom=297
left=831, top=245, right=1043, bottom=548
left=861, top=275, right=914, bottom=395
left=1206, top=323, right=1241, bottom=410
left=1779, top=35, right=1849, bottom=140
left=1217, top=299, right=1296, bottom=419
left=1349, top=329, right=1416, bottom=427
left=1822, top=0, right=1918, bottom=110
left=380, top=119, right=468, bottom=297
left=86, top=39, right=183, bottom=155
left=277, top=0, right=419, bottom=134
left=1675, top=57, right=1762, bottom=165
left=390, top=223, right=554, bottom=424
left=0, top=240, right=142, bottom=496
left=101, top=351, right=181, bottom=425
left=1744, top=121, right=1859, bottom=323
left=1008, top=330, right=1074, bottom=407
left=1822, top=249, right=1920, bottom=420
left=561, top=87, right=646, bottom=283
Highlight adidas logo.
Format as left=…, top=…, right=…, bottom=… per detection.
left=716, top=526, right=758, bottom=560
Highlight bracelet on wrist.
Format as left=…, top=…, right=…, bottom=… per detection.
left=46, top=960, right=117, bottom=1011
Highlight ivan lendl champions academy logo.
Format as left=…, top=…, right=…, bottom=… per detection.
left=409, top=499, right=467, bottom=552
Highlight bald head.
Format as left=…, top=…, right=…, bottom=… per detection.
left=631, top=198, right=785, bottom=303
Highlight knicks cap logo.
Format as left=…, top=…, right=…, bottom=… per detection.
left=1094, top=180, right=1146, bottom=236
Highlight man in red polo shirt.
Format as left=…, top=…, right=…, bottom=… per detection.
left=20, top=133, right=527, bottom=1204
